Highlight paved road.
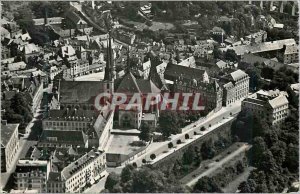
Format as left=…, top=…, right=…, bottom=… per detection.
left=0, top=139, right=37, bottom=189
left=1, top=100, right=43, bottom=189
left=83, top=171, right=109, bottom=193
left=123, top=98, right=243, bottom=167
left=186, top=143, right=251, bottom=187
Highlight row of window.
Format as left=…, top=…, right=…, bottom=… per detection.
left=45, top=121, right=89, bottom=127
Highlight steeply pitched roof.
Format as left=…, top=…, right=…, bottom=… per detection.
left=21, top=43, right=40, bottom=54
left=66, top=10, right=87, bottom=25
left=48, top=172, right=62, bottom=182
left=136, top=79, right=160, bottom=94
left=116, top=72, right=141, bottom=93
left=59, top=81, right=105, bottom=104
left=47, top=108, right=98, bottom=122
left=164, top=63, right=206, bottom=81
left=40, top=130, right=86, bottom=145
left=1, top=124, right=18, bottom=147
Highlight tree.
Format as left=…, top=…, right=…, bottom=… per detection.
left=131, top=167, right=167, bottom=192
left=150, top=154, right=156, bottom=160
left=201, top=140, right=215, bottom=159
left=182, top=146, right=195, bottom=165
left=283, top=144, right=299, bottom=173
left=250, top=136, right=267, bottom=166
left=245, top=65, right=261, bottom=92
left=224, top=49, right=238, bottom=62
left=139, top=123, right=151, bottom=142
left=121, top=165, right=134, bottom=183
left=261, top=66, right=274, bottom=79
left=238, top=179, right=256, bottom=193
left=270, top=141, right=286, bottom=167
left=192, top=176, right=222, bottom=193
left=213, top=47, right=224, bottom=60
left=158, top=110, right=181, bottom=138
left=105, top=172, right=120, bottom=191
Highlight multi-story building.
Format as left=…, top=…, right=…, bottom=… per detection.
left=174, top=79, right=223, bottom=112
left=115, top=29, right=136, bottom=45
left=33, top=17, right=64, bottom=26
left=1, top=122, right=19, bottom=172
left=220, top=69, right=250, bottom=106
left=62, top=149, right=106, bottom=193
left=164, top=63, right=209, bottom=84
left=278, top=44, right=299, bottom=64
left=242, top=89, right=289, bottom=126
left=20, top=43, right=42, bottom=63
left=38, top=130, right=88, bottom=148
left=42, top=108, right=98, bottom=131
left=14, top=160, right=49, bottom=193
left=245, top=30, right=267, bottom=44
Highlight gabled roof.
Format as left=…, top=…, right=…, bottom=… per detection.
left=268, top=95, right=289, bottom=109
left=7, top=61, right=27, bottom=71
left=164, top=63, right=206, bottom=81
left=21, top=43, right=40, bottom=54
left=66, top=10, right=87, bottom=25
left=136, top=79, right=160, bottom=94
left=40, top=130, right=87, bottom=145
left=59, top=81, right=105, bottom=104
left=116, top=72, right=141, bottom=93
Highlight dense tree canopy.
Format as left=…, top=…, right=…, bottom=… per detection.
left=192, top=176, right=222, bottom=193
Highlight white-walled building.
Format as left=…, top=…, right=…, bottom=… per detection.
left=242, top=89, right=289, bottom=126
left=221, top=69, right=250, bottom=106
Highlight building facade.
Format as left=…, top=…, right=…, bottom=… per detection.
left=220, top=69, right=250, bottom=106
left=14, top=160, right=49, bottom=193
left=1, top=122, right=19, bottom=172
left=62, top=150, right=106, bottom=193
left=174, top=79, right=223, bottom=112
left=242, top=89, right=289, bottom=126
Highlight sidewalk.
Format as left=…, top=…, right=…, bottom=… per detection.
left=122, top=99, right=243, bottom=167
left=83, top=171, right=109, bottom=193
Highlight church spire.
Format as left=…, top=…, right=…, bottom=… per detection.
left=103, top=30, right=115, bottom=93
left=104, top=31, right=114, bottom=81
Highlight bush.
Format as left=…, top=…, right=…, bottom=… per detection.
left=168, top=142, right=173, bottom=148
left=150, top=154, right=156, bottom=160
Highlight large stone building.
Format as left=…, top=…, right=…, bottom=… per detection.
left=15, top=147, right=106, bottom=193
left=242, top=89, right=289, bottom=126
left=14, top=160, right=49, bottom=193
left=174, top=79, right=223, bottom=112
left=115, top=71, right=160, bottom=129
left=164, top=63, right=209, bottom=84
left=164, top=62, right=222, bottom=112
left=278, top=43, right=299, bottom=64
left=62, top=149, right=106, bottom=193
left=220, top=69, right=250, bottom=106
left=1, top=122, right=19, bottom=172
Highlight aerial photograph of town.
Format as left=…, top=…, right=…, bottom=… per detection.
left=0, top=0, right=299, bottom=193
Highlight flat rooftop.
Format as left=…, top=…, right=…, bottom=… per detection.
left=106, top=134, right=143, bottom=155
